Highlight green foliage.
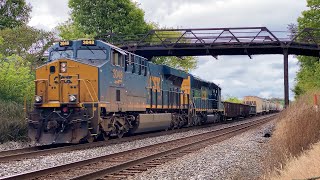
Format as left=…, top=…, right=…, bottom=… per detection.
left=153, top=56, right=197, bottom=72
left=0, top=25, right=54, bottom=68
left=0, top=55, right=34, bottom=103
left=0, top=0, right=31, bottom=29
left=224, top=96, right=242, bottom=103
left=149, top=27, right=197, bottom=72
left=57, top=20, right=94, bottom=40
left=68, top=0, right=152, bottom=35
left=294, top=0, right=320, bottom=97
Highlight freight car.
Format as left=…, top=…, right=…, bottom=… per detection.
left=28, top=40, right=224, bottom=144
left=223, top=102, right=254, bottom=120
left=243, top=96, right=282, bottom=115
left=244, top=96, right=266, bottom=115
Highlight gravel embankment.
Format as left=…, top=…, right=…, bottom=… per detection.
left=0, top=116, right=274, bottom=178
left=132, top=120, right=276, bottom=180
left=0, top=142, right=35, bottom=152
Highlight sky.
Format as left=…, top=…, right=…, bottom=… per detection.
left=25, top=0, right=308, bottom=100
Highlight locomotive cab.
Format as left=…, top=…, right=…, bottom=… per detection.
left=29, top=40, right=111, bottom=144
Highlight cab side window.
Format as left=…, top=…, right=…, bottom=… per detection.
left=112, top=50, right=124, bottom=67
left=112, top=51, right=118, bottom=66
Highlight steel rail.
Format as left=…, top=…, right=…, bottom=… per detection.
left=1, top=114, right=276, bottom=180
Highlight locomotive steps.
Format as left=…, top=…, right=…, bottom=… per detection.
left=1, top=114, right=276, bottom=180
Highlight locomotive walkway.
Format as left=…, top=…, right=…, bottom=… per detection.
left=97, top=27, right=320, bottom=107
left=1, top=115, right=276, bottom=180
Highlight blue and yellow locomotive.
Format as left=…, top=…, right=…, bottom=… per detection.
left=28, top=40, right=224, bottom=144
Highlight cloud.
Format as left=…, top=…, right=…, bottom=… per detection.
left=191, top=55, right=298, bottom=99
left=26, top=0, right=70, bottom=31
left=136, top=0, right=307, bottom=30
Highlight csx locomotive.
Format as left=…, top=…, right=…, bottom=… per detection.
left=28, top=40, right=224, bottom=144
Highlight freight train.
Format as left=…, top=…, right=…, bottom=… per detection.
left=27, top=40, right=280, bottom=144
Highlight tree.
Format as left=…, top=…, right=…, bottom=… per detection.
left=68, top=0, right=152, bottom=36
left=0, top=25, right=54, bottom=68
left=293, top=0, right=320, bottom=96
left=153, top=56, right=197, bottom=72
left=57, top=20, right=94, bottom=40
left=224, top=96, right=242, bottom=103
left=0, top=55, right=34, bottom=103
left=0, top=0, right=31, bottom=29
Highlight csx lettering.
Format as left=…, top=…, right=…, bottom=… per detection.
left=112, top=69, right=123, bottom=79
left=149, top=76, right=161, bottom=91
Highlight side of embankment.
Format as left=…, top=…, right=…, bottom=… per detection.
left=265, top=92, right=320, bottom=179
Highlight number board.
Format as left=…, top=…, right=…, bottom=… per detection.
left=82, top=40, right=96, bottom=46
left=59, top=41, right=71, bottom=47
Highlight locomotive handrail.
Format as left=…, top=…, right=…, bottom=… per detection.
left=34, top=79, right=49, bottom=104
left=78, top=79, right=98, bottom=120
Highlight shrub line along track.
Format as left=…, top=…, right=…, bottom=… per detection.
left=1, top=114, right=276, bottom=180
left=0, top=117, right=248, bottom=162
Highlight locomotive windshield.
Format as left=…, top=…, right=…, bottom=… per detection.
left=77, top=49, right=107, bottom=60
left=50, top=50, right=74, bottom=61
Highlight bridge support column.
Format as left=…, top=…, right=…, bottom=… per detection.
left=283, top=49, right=289, bottom=108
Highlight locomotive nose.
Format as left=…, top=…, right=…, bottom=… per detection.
left=34, top=59, right=99, bottom=106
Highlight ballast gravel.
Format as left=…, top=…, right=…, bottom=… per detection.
left=0, top=116, right=275, bottom=178
left=0, top=141, right=36, bottom=152
left=132, top=120, right=276, bottom=180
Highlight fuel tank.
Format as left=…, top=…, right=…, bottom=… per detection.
left=133, top=113, right=172, bottom=133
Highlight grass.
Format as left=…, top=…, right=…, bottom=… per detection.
left=0, top=99, right=29, bottom=143
left=270, top=142, right=320, bottom=180
left=265, top=91, right=320, bottom=178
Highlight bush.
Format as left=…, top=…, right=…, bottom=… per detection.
left=0, top=54, right=34, bottom=142
left=0, top=55, right=34, bottom=103
left=0, top=99, right=28, bottom=143
left=265, top=91, right=320, bottom=176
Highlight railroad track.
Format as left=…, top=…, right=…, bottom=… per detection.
left=1, top=114, right=276, bottom=180
left=0, top=121, right=225, bottom=162
left=0, top=114, right=264, bottom=162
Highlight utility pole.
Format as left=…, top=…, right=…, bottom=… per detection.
left=283, top=49, right=289, bottom=108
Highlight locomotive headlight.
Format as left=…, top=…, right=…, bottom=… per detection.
left=60, top=62, right=67, bottom=73
left=69, top=95, right=77, bottom=102
left=61, top=62, right=67, bottom=68
left=61, top=67, right=67, bottom=73
left=35, top=96, right=42, bottom=103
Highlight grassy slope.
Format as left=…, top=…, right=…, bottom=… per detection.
left=265, top=92, right=320, bottom=179
left=271, top=142, right=320, bottom=180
